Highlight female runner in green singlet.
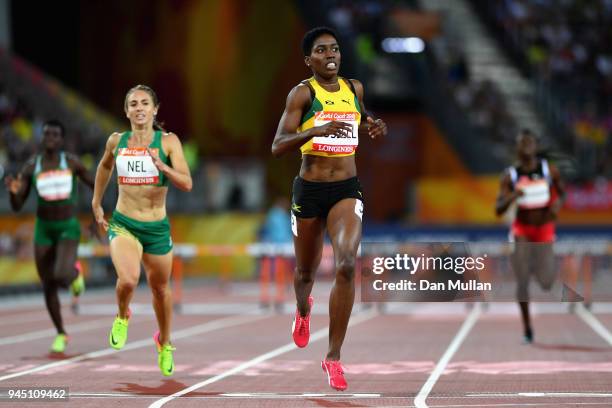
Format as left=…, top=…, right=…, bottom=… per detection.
left=92, top=85, right=192, bottom=376
left=5, top=119, right=93, bottom=353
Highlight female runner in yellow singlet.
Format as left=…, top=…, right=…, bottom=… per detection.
left=272, top=27, right=387, bottom=391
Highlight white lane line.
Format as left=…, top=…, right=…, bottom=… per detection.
left=77, top=302, right=376, bottom=316
left=0, top=299, right=46, bottom=310
left=63, top=402, right=612, bottom=408
left=66, top=392, right=384, bottom=399
left=414, top=304, right=482, bottom=408
left=427, top=403, right=612, bottom=407
left=0, top=311, right=52, bottom=325
left=18, top=391, right=612, bottom=402
left=0, top=314, right=267, bottom=382
left=519, top=392, right=612, bottom=398
left=218, top=392, right=382, bottom=398
left=576, top=303, right=612, bottom=346
left=468, top=392, right=612, bottom=398
left=148, top=310, right=378, bottom=408
left=0, top=318, right=117, bottom=346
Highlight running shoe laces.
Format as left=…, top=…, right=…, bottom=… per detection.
left=109, top=311, right=130, bottom=350
left=154, top=331, right=176, bottom=377
left=50, top=334, right=68, bottom=353
left=322, top=359, right=348, bottom=391
left=70, top=261, right=85, bottom=297
left=331, top=361, right=344, bottom=375
left=292, top=295, right=313, bottom=348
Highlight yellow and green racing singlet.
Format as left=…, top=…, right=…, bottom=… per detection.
left=298, top=77, right=361, bottom=157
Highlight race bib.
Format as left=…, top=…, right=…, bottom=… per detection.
left=311, top=111, right=359, bottom=154
left=36, top=169, right=73, bottom=201
left=116, top=147, right=159, bottom=185
left=516, top=177, right=550, bottom=209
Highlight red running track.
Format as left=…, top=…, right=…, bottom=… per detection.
left=0, top=282, right=611, bottom=407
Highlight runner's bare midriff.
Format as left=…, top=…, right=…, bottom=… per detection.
left=37, top=204, right=75, bottom=221
left=116, top=185, right=168, bottom=221
left=516, top=207, right=549, bottom=226
left=300, top=155, right=357, bottom=182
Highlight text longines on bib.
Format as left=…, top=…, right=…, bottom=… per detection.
left=311, top=111, right=359, bottom=154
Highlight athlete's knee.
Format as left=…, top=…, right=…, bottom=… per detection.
left=294, top=266, right=315, bottom=284
left=335, top=254, right=356, bottom=281
left=149, top=281, right=170, bottom=299
left=541, top=282, right=553, bottom=292
left=41, top=279, right=58, bottom=294
left=516, top=282, right=529, bottom=302
left=117, top=276, right=138, bottom=293
left=539, top=277, right=554, bottom=292
left=537, top=261, right=555, bottom=291
left=52, top=265, right=73, bottom=288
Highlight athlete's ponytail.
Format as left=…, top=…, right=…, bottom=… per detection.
left=153, top=118, right=166, bottom=132
left=517, top=129, right=577, bottom=177
left=537, top=148, right=577, bottom=176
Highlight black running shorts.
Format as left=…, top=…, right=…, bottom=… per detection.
left=291, top=176, right=364, bottom=219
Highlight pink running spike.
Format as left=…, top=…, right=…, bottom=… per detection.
left=292, top=295, right=313, bottom=348
left=321, top=359, right=347, bottom=391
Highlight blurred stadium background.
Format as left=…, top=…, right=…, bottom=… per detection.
left=0, top=0, right=609, bottom=295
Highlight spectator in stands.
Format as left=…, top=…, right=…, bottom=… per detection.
left=480, top=0, right=612, bottom=176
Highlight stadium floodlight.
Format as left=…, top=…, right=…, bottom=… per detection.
left=381, top=37, right=425, bottom=54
